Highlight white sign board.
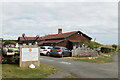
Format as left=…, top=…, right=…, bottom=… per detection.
left=22, top=48, right=39, bottom=61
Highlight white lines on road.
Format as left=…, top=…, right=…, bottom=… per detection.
left=40, top=57, right=71, bottom=64
left=59, top=62, right=71, bottom=65
left=40, top=58, right=43, bottom=59
left=52, top=58, right=60, bottom=59
left=40, top=58, right=54, bottom=61
left=48, top=60, right=54, bottom=61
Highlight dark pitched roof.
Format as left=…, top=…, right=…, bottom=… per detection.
left=40, top=31, right=92, bottom=40
left=40, top=31, right=78, bottom=40
left=38, top=40, right=64, bottom=45
left=69, top=40, right=82, bottom=42
left=18, top=31, right=77, bottom=41
left=18, top=37, right=41, bottom=41
left=18, top=31, right=92, bottom=41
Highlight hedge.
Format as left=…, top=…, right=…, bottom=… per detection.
left=101, top=47, right=114, bottom=53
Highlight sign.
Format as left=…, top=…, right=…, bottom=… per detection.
left=22, top=48, right=39, bottom=61
left=20, top=44, right=40, bottom=68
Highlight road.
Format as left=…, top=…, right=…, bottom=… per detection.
left=40, top=55, right=118, bottom=78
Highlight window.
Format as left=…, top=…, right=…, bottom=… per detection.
left=65, top=48, right=68, bottom=50
left=14, top=50, right=19, bottom=52
left=54, top=47, right=60, bottom=49
left=40, top=47, right=45, bottom=49
left=48, top=47, right=53, bottom=49
left=8, top=49, right=13, bottom=52
left=80, top=34, right=83, bottom=36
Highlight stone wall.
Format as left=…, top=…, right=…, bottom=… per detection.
left=72, top=46, right=98, bottom=57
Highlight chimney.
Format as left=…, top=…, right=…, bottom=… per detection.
left=58, top=28, right=62, bottom=34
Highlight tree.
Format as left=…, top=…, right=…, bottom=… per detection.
left=89, top=42, right=94, bottom=49
left=3, top=40, right=16, bottom=46
left=112, top=44, right=117, bottom=51
left=83, top=41, right=89, bottom=47
left=83, top=40, right=101, bottom=49
left=78, top=42, right=83, bottom=47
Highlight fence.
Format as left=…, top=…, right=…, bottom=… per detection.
left=72, top=46, right=98, bottom=57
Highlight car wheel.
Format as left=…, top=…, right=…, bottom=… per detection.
left=46, top=52, right=50, bottom=56
left=2, top=56, right=6, bottom=64
left=61, top=53, right=64, bottom=57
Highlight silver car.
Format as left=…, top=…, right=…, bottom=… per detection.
left=50, top=46, right=71, bottom=57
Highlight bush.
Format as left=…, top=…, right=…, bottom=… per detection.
left=3, top=40, right=16, bottom=46
left=83, top=41, right=102, bottom=49
left=112, top=44, right=117, bottom=51
left=101, top=47, right=114, bottom=53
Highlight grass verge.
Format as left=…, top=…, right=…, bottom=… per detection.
left=101, top=52, right=118, bottom=57
left=62, top=56, right=112, bottom=64
left=72, top=57, right=112, bottom=63
left=2, top=64, right=59, bottom=78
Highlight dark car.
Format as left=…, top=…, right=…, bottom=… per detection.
left=50, top=46, right=72, bottom=57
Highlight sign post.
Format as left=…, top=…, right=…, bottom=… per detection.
left=20, top=44, right=40, bottom=68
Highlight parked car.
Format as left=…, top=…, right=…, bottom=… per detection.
left=39, top=46, right=53, bottom=56
left=2, top=48, right=20, bottom=63
left=50, top=46, right=72, bottom=57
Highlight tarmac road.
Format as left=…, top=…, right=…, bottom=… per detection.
left=40, top=55, right=118, bottom=78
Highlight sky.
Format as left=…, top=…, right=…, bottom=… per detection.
left=0, top=1, right=118, bottom=45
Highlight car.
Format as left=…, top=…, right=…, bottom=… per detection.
left=39, top=46, right=53, bottom=56
left=50, top=46, right=72, bottom=57
left=2, top=48, right=20, bottom=63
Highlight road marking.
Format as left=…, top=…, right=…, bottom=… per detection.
left=52, top=58, right=60, bottom=59
left=41, top=58, right=54, bottom=61
left=45, top=59, right=54, bottom=61
left=48, top=60, right=54, bottom=61
left=59, top=62, right=71, bottom=65
left=40, top=58, right=43, bottom=59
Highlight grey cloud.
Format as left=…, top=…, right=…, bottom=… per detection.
left=2, top=2, right=118, bottom=45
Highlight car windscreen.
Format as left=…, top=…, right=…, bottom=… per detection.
left=40, top=47, right=45, bottom=49
left=54, top=47, right=60, bottom=49
left=8, top=49, right=13, bottom=52
left=14, top=50, right=19, bottom=52
left=65, top=48, right=68, bottom=50
left=48, top=47, right=52, bottom=49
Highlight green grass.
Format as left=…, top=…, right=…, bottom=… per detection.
left=101, top=52, right=119, bottom=56
left=2, top=64, right=59, bottom=78
left=100, top=53, right=112, bottom=59
left=71, top=52, right=118, bottom=63
left=72, top=57, right=112, bottom=63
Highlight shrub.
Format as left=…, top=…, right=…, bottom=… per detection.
left=101, top=47, right=114, bottom=53
left=3, top=40, right=16, bottom=46
left=112, top=44, right=117, bottom=51
left=83, top=41, right=102, bottom=49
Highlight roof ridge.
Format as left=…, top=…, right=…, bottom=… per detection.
left=41, top=31, right=77, bottom=37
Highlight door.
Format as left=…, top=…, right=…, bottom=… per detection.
left=66, top=41, right=73, bottom=50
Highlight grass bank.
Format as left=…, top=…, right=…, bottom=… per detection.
left=2, top=64, right=59, bottom=78
left=72, top=57, right=112, bottom=63
left=62, top=56, right=113, bottom=64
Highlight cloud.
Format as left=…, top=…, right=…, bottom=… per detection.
left=2, top=2, right=118, bottom=45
